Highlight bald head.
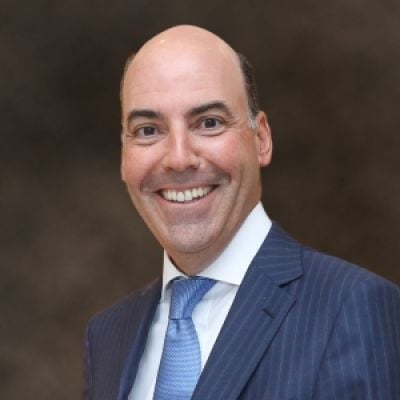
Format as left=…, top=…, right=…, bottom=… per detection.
left=120, top=25, right=259, bottom=126
left=138, top=25, right=236, bottom=62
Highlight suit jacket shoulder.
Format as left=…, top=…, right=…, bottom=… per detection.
left=192, top=223, right=400, bottom=400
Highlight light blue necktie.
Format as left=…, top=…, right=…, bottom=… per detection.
left=153, top=277, right=216, bottom=400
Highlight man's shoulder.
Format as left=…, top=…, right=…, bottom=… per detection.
left=299, top=244, right=399, bottom=300
left=266, top=222, right=399, bottom=297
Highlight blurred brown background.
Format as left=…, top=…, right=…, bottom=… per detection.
left=1, top=0, right=399, bottom=398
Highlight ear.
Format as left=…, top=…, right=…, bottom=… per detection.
left=255, top=111, right=272, bottom=167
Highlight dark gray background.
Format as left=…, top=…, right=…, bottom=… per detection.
left=1, top=0, right=399, bottom=398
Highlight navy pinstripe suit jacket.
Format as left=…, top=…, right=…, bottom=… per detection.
left=85, top=223, right=400, bottom=399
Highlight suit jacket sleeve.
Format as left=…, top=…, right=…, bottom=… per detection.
left=313, top=275, right=400, bottom=399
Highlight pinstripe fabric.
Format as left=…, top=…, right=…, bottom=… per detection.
left=85, top=223, right=400, bottom=400
left=84, top=279, right=161, bottom=400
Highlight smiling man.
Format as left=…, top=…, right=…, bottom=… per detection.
left=120, top=27, right=271, bottom=276
left=85, top=26, right=400, bottom=400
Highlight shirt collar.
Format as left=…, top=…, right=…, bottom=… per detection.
left=161, top=202, right=272, bottom=299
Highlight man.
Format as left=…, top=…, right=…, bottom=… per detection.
left=85, top=25, right=400, bottom=399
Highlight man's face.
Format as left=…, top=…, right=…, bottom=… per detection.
left=120, top=37, right=271, bottom=273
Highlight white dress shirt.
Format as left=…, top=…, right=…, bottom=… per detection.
left=128, top=202, right=272, bottom=400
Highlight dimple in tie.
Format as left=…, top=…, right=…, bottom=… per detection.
left=153, top=277, right=216, bottom=400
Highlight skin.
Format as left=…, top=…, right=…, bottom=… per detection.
left=120, top=25, right=272, bottom=275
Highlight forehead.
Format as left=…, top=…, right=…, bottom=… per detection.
left=121, top=43, right=248, bottom=116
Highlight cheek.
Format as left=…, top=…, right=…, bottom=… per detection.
left=206, top=134, right=258, bottom=175
left=121, top=149, right=151, bottom=189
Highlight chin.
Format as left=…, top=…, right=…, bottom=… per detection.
left=165, top=238, right=211, bottom=255
left=163, top=227, right=218, bottom=256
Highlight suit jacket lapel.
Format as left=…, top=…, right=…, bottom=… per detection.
left=192, top=223, right=303, bottom=400
left=117, top=278, right=161, bottom=400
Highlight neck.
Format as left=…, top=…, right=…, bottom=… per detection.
left=169, top=250, right=223, bottom=276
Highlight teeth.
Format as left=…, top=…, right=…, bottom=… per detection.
left=177, top=192, right=185, bottom=202
left=184, top=190, right=192, bottom=201
left=161, top=186, right=213, bottom=203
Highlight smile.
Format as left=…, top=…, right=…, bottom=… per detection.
left=160, top=186, right=213, bottom=203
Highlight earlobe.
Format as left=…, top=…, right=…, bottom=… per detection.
left=255, top=112, right=272, bottom=167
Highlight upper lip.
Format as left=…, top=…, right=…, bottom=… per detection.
left=157, top=184, right=215, bottom=192
left=142, top=170, right=227, bottom=193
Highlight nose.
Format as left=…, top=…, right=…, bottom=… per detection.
left=161, top=129, right=200, bottom=172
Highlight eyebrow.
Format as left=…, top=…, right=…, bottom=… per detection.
left=187, top=101, right=234, bottom=119
left=125, top=100, right=234, bottom=128
left=126, top=109, right=162, bottom=128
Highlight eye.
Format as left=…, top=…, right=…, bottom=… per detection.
left=194, top=117, right=225, bottom=136
left=125, top=124, right=163, bottom=145
left=201, top=117, right=222, bottom=129
left=137, top=126, right=157, bottom=137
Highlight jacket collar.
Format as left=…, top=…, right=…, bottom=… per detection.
left=117, top=278, right=161, bottom=400
left=192, top=222, right=303, bottom=400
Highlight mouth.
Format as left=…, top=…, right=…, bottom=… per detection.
left=159, top=186, right=215, bottom=203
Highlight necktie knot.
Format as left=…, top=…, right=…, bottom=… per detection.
left=169, top=277, right=215, bottom=320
